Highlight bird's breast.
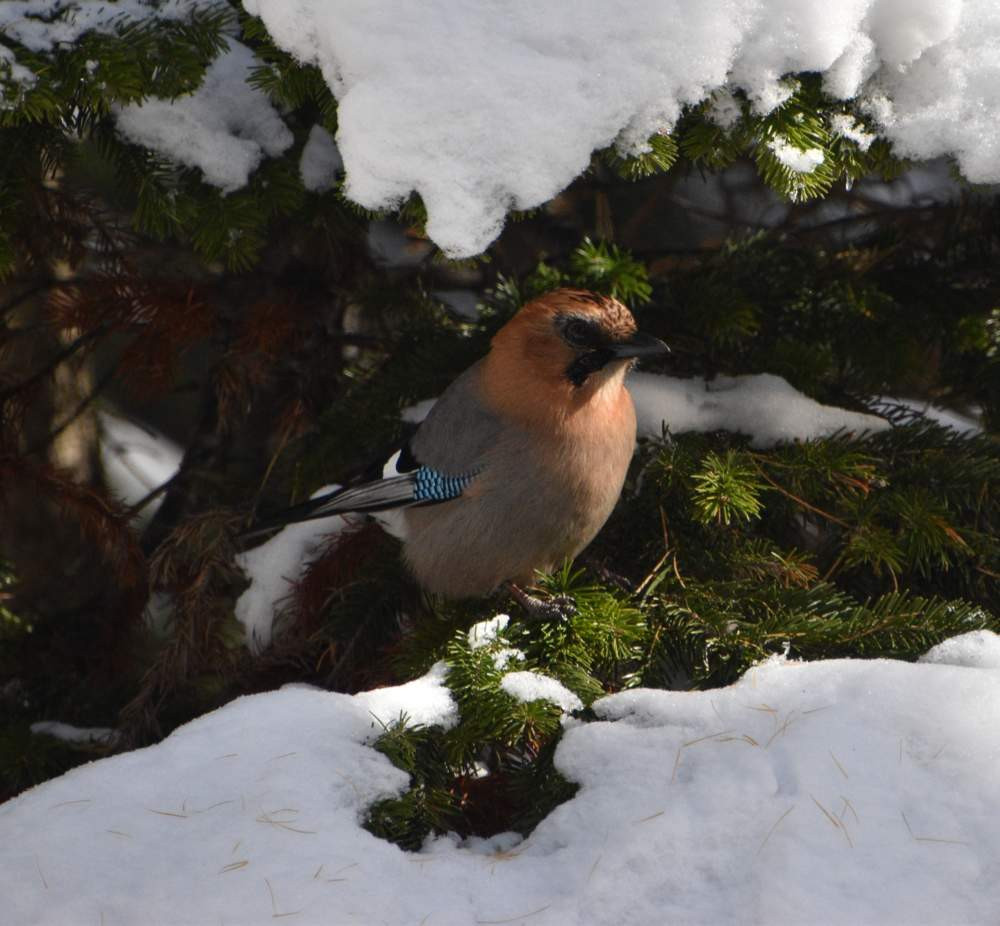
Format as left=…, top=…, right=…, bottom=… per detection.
left=540, top=382, right=637, bottom=514
left=400, top=381, right=636, bottom=598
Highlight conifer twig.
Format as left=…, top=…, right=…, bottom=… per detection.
left=754, top=464, right=850, bottom=528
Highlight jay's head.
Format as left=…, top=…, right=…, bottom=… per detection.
left=490, top=288, right=668, bottom=393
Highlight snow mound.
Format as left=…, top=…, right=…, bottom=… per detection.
left=629, top=371, right=888, bottom=447
left=920, top=630, right=1000, bottom=670
left=240, top=0, right=1000, bottom=255
left=3, top=667, right=457, bottom=926
left=5, top=645, right=1000, bottom=925
left=115, top=39, right=292, bottom=192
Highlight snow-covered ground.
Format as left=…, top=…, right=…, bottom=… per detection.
left=6, top=629, right=1000, bottom=925
left=20, top=364, right=999, bottom=926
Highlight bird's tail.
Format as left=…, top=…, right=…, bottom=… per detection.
left=242, top=473, right=423, bottom=542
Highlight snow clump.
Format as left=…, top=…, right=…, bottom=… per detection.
left=501, top=670, right=583, bottom=713
left=240, top=0, right=1000, bottom=256
left=115, top=39, right=293, bottom=192
left=768, top=137, right=825, bottom=174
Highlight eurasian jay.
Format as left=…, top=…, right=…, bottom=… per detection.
left=248, top=288, right=667, bottom=610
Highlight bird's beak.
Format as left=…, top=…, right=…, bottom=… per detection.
left=610, top=331, right=670, bottom=359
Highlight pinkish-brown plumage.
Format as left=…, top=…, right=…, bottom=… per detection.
left=248, top=288, right=667, bottom=601
left=401, top=289, right=658, bottom=598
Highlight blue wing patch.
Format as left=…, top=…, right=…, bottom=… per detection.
left=242, top=453, right=479, bottom=542
left=413, top=465, right=477, bottom=502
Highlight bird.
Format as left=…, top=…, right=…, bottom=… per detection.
left=246, top=288, right=667, bottom=616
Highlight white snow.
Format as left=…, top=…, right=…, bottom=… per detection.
left=114, top=39, right=292, bottom=193
left=501, top=670, right=583, bottom=714
left=0, top=1, right=203, bottom=53
left=829, top=113, right=876, bottom=151
left=5, top=637, right=1000, bottom=925
left=9, top=2, right=999, bottom=252
left=98, top=411, right=182, bottom=526
left=0, top=44, right=35, bottom=89
left=468, top=616, right=526, bottom=672
left=358, top=661, right=457, bottom=730
left=865, top=0, right=1000, bottom=185
left=234, top=485, right=347, bottom=651
left=29, top=721, right=119, bottom=747
left=6, top=2, right=1000, bottom=251
left=872, top=395, right=983, bottom=436
left=239, top=0, right=1000, bottom=256
left=299, top=124, right=342, bottom=193
left=920, top=630, right=1000, bottom=670
left=629, top=371, right=889, bottom=447
left=768, top=137, right=825, bottom=174
left=707, top=89, right=743, bottom=130
left=467, top=613, right=510, bottom=649
left=0, top=1, right=204, bottom=92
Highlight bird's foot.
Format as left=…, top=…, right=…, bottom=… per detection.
left=506, top=584, right=577, bottom=622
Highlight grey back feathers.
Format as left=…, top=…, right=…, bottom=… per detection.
left=409, top=362, right=503, bottom=475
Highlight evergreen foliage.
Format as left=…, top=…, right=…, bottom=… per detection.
left=0, top=6, right=911, bottom=281
left=1, top=1, right=998, bottom=854
left=358, top=413, right=998, bottom=848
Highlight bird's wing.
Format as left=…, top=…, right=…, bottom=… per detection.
left=243, top=361, right=501, bottom=539
left=407, top=360, right=503, bottom=473
left=242, top=454, right=479, bottom=539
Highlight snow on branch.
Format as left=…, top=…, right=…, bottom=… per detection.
left=7, top=1, right=996, bottom=255
left=115, top=39, right=293, bottom=192
left=241, top=0, right=999, bottom=255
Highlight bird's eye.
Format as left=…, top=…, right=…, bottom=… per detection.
left=562, top=318, right=596, bottom=347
